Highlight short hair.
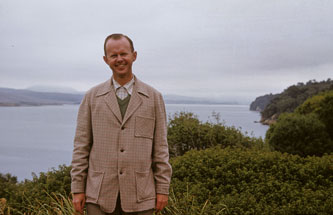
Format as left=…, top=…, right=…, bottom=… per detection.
left=104, top=33, right=135, bottom=56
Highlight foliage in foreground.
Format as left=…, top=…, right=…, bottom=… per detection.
left=170, top=147, right=333, bottom=215
left=0, top=192, right=76, bottom=215
left=1, top=110, right=333, bottom=214
left=1, top=147, right=333, bottom=214
left=296, top=90, right=333, bottom=139
left=0, top=165, right=71, bottom=214
left=266, top=113, right=332, bottom=157
left=266, top=90, right=333, bottom=157
left=167, top=112, right=264, bottom=157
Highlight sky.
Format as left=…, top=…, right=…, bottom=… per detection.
left=0, top=0, right=332, bottom=104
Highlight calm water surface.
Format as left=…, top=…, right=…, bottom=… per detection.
left=0, top=104, right=267, bottom=181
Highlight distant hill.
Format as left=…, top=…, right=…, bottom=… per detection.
left=251, top=79, right=333, bottom=125
left=0, top=87, right=237, bottom=107
left=0, top=88, right=84, bottom=106
left=26, top=85, right=81, bottom=94
left=250, top=93, right=277, bottom=112
left=163, top=94, right=238, bottom=105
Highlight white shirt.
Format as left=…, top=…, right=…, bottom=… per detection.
left=112, top=77, right=134, bottom=100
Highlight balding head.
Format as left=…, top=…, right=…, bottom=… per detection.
left=104, top=33, right=134, bottom=56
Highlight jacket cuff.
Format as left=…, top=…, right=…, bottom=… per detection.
left=71, top=182, right=85, bottom=194
left=155, top=183, right=170, bottom=195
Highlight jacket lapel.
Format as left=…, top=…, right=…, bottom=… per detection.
left=96, top=78, right=122, bottom=124
left=98, top=76, right=149, bottom=126
left=122, top=84, right=142, bottom=126
left=122, top=76, right=149, bottom=126
left=104, top=92, right=123, bottom=124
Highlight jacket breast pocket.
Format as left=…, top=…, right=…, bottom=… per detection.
left=135, top=116, right=155, bottom=139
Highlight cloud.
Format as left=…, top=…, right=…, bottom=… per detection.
left=0, top=0, right=332, bottom=103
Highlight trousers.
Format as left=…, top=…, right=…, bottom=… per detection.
left=86, top=194, right=154, bottom=215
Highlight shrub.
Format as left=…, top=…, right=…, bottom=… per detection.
left=2, top=148, right=333, bottom=214
left=169, top=147, right=333, bottom=215
left=296, top=90, right=333, bottom=139
left=167, top=112, right=264, bottom=157
left=266, top=113, right=331, bottom=157
left=2, top=165, right=72, bottom=214
left=0, top=173, right=18, bottom=202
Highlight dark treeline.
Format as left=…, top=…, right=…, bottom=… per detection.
left=250, top=79, right=333, bottom=124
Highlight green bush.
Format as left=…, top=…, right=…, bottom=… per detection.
left=169, top=147, right=333, bottom=215
left=266, top=90, right=333, bottom=157
left=266, top=113, right=331, bottom=157
left=0, top=173, right=18, bottom=202
left=3, top=148, right=332, bottom=214
left=2, top=110, right=333, bottom=214
left=296, top=90, right=333, bottom=139
left=167, top=112, right=264, bottom=157
left=1, top=165, right=71, bottom=214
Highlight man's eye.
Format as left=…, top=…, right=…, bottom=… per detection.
left=110, top=55, right=117, bottom=58
left=120, top=53, right=127, bottom=56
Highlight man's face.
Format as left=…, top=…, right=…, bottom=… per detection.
left=103, top=37, right=137, bottom=79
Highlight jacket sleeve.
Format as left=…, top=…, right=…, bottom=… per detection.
left=71, top=92, right=93, bottom=193
left=152, top=92, right=172, bottom=195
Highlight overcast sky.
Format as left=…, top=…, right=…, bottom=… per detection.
left=1, top=0, right=332, bottom=103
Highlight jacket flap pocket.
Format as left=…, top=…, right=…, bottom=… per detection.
left=135, top=116, right=155, bottom=139
left=135, top=170, right=156, bottom=202
left=86, top=170, right=104, bottom=202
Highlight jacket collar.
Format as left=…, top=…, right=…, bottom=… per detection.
left=96, top=75, right=149, bottom=98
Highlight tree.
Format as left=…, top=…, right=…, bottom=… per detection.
left=296, top=90, right=333, bottom=139
left=260, top=79, right=333, bottom=122
left=266, top=113, right=332, bottom=157
left=167, top=112, right=262, bottom=157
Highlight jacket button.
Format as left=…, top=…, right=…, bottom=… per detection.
left=120, top=149, right=124, bottom=152
left=120, top=171, right=123, bottom=175
left=121, top=126, right=125, bottom=130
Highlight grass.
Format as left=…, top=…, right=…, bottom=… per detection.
left=0, top=193, right=78, bottom=215
left=1, top=188, right=223, bottom=215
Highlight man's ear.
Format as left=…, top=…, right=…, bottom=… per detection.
left=133, top=51, right=137, bottom=62
left=103, top=55, right=107, bottom=64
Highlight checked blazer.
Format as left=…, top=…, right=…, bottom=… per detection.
left=71, top=76, right=172, bottom=213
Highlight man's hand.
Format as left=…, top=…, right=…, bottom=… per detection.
left=72, top=193, right=86, bottom=215
left=155, top=194, right=168, bottom=213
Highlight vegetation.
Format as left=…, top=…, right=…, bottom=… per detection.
left=1, top=110, right=333, bottom=214
left=0, top=174, right=18, bottom=203
left=2, top=148, right=332, bottom=215
left=167, top=112, right=264, bottom=157
left=0, top=165, right=71, bottom=214
left=258, top=79, right=333, bottom=124
left=266, top=113, right=331, bottom=157
left=295, top=90, right=333, bottom=139
left=168, top=147, right=333, bottom=215
left=266, top=90, right=333, bottom=157
left=249, top=93, right=277, bottom=112
left=0, top=192, right=76, bottom=215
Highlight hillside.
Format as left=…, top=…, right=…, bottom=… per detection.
left=0, top=87, right=236, bottom=107
left=251, top=79, right=333, bottom=125
left=249, top=93, right=277, bottom=111
left=0, top=88, right=83, bottom=106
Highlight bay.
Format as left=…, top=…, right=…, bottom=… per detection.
left=0, top=104, right=267, bottom=181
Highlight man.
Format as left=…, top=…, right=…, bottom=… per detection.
left=71, top=33, right=172, bottom=215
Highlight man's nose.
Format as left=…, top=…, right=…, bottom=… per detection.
left=116, top=55, right=123, bottom=62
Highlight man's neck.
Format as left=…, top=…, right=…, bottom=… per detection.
left=113, top=73, right=133, bottom=86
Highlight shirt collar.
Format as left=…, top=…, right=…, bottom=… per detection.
left=112, top=77, right=135, bottom=95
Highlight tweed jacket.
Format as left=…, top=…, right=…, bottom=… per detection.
left=71, top=76, right=172, bottom=213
